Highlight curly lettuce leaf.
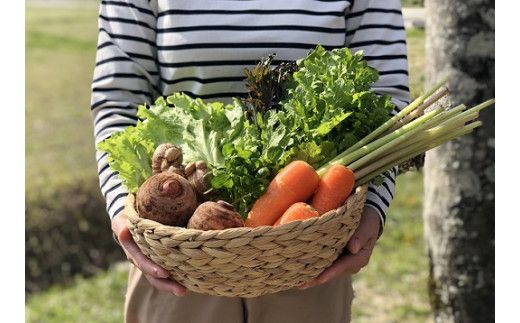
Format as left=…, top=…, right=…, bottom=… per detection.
left=97, top=94, right=248, bottom=193
left=96, top=100, right=189, bottom=192
left=280, top=45, right=394, bottom=166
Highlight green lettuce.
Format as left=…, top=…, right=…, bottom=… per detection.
left=97, top=94, right=249, bottom=193
left=277, top=45, right=395, bottom=167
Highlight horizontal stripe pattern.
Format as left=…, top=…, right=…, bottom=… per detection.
left=156, top=42, right=342, bottom=51
left=157, top=9, right=346, bottom=18
left=91, top=0, right=409, bottom=223
left=157, top=25, right=346, bottom=34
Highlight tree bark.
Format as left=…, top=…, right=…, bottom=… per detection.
left=423, top=1, right=494, bottom=322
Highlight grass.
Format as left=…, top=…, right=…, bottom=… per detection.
left=25, top=2, right=430, bottom=322
left=26, top=3, right=100, bottom=192
left=401, top=0, right=424, bottom=7
left=351, top=173, right=432, bottom=323
left=25, top=262, right=129, bottom=323
left=406, top=28, right=426, bottom=99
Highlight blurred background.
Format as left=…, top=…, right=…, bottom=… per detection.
left=25, top=0, right=493, bottom=322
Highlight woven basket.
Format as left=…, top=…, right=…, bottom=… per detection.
left=126, top=184, right=368, bottom=298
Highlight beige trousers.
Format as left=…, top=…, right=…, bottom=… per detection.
left=124, top=265, right=354, bottom=323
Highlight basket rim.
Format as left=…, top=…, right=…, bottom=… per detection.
left=126, top=184, right=368, bottom=237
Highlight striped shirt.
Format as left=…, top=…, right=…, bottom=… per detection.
left=91, top=0, right=410, bottom=228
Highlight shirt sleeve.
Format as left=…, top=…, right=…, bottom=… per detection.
left=345, top=0, right=411, bottom=229
left=91, top=0, right=159, bottom=220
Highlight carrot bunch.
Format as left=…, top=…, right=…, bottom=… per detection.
left=245, top=161, right=355, bottom=227
left=245, top=161, right=320, bottom=227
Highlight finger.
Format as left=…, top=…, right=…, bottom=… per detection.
left=347, top=214, right=379, bottom=254
left=298, top=280, right=318, bottom=290
left=346, top=235, right=364, bottom=255
left=118, top=228, right=170, bottom=279
left=299, top=245, right=370, bottom=290
left=111, top=212, right=128, bottom=234
left=316, top=240, right=376, bottom=284
left=144, top=274, right=188, bottom=297
left=337, top=242, right=376, bottom=277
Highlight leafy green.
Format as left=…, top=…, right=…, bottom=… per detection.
left=243, top=55, right=298, bottom=115
left=277, top=45, right=395, bottom=167
left=98, top=45, right=395, bottom=216
left=97, top=105, right=184, bottom=192
left=97, top=94, right=248, bottom=193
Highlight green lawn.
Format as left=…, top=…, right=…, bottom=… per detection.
left=352, top=173, right=432, bottom=323
left=26, top=2, right=100, bottom=193
left=26, top=2, right=429, bottom=322
left=401, top=0, right=424, bottom=7
left=25, top=262, right=129, bottom=323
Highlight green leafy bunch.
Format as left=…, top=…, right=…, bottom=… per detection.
left=276, top=45, right=395, bottom=168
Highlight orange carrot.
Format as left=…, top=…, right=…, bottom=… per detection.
left=274, top=202, right=320, bottom=226
left=245, top=189, right=292, bottom=227
left=310, top=164, right=355, bottom=215
left=273, top=216, right=282, bottom=226
left=245, top=160, right=320, bottom=227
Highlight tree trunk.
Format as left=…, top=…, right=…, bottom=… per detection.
left=423, top=1, right=494, bottom=322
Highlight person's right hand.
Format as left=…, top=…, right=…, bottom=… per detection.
left=112, top=211, right=187, bottom=296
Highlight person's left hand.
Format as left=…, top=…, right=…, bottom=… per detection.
left=298, top=207, right=382, bottom=290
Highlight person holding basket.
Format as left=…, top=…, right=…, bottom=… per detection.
left=91, top=0, right=409, bottom=322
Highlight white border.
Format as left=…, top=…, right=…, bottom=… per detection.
left=495, top=2, right=518, bottom=322
left=0, top=0, right=25, bottom=320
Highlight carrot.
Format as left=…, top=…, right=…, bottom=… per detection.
left=273, top=215, right=282, bottom=226
left=274, top=202, right=320, bottom=226
left=310, top=164, right=355, bottom=215
left=245, top=189, right=294, bottom=227
left=245, top=160, right=320, bottom=227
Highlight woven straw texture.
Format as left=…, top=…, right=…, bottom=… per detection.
left=126, top=184, right=368, bottom=298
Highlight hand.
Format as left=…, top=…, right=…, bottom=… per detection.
left=112, top=211, right=187, bottom=296
left=298, top=207, right=382, bottom=290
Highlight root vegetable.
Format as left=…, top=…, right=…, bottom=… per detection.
left=274, top=202, right=320, bottom=226
left=187, top=200, right=244, bottom=230
left=311, top=164, right=355, bottom=215
left=136, top=172, right=198, bottom=227
left=184, top=160, right=212, bottom=200
left=152, top=143, right=184, bottom=176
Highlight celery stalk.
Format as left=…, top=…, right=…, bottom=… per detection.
left=317, top=106, right=444, bottom=176
left=355, top=121, right=482, bottom=185
left=345, top=107, right=447, bottom=172
left=385, top=86, right=450, bottom=134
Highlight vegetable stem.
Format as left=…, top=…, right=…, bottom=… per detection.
left=386, top=104, right=467, bottom=152
left=354, top=121, right=482, bottom=185
left=327, top=79, right=448, bottom=161
left=350, top=108, right=479, bottom=173
left=326, top=107, right=444, bottom=174
left=384, top=86, right=450, bottom=134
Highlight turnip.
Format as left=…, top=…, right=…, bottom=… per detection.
left=136, top=170, right=198, bottom=227
left=187, top=200, right=244, bottom=230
